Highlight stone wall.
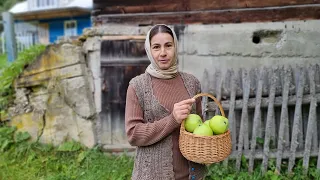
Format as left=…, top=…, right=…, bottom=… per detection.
left=178, top=20, right=320, bottom=84
left=8, top=43, right=97, bottom=148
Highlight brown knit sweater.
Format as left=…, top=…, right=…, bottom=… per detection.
left=125, top=73, right=203, bottom=180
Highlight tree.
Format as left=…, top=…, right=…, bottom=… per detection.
left=0, top=0, right=24, bottom=31
left=0, top=0, right=24, bottom=13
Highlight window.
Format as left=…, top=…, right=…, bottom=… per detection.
left=64, top=20, right=77, bottom=37
left=35, top=0, right=58, bottom=8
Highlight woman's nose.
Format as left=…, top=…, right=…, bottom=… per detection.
left=160, top=47, right=166, bottom=56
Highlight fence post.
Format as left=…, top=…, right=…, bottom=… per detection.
left=2, top=12, right=17, bottom=62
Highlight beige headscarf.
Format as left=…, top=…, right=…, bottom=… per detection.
left=145, top=24, right=179, bottom=79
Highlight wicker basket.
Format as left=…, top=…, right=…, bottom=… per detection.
left=179, top=93, right=232, bottom=165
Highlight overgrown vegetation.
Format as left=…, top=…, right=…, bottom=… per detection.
left=0, top=54, right=7, bottom=69
left=205, top=157, right=320, bottom=180
left=0, top=0, right=24, bottom=16
left=0, top=45, right=46, bottom=115
left=0, top=125, right=320, bottom=180
left=0, top=126, right=134, bottom=180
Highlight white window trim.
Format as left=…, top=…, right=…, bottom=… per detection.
left=64, top=20, right=77, bottom=37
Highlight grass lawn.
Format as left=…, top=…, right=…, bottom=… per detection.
left=0, top=126, right=134, bottom=180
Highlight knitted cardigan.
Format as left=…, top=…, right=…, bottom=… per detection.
left=129, top=72, right=207, bottom=180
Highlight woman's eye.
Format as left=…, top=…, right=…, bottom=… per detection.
left=166, top=44, right=173, bottom=48
left=152, top=46, right=160, bottom=49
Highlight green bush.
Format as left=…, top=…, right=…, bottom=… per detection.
left=0, top=45, right=46, bottom=112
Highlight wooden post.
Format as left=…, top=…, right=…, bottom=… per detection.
left=223, top=69, right=237, bottom=167
left=288, top=67, right=305, bottom=173
left=2, top=12, right=17, bottom=62
left=262, top=68, right=277, bottom=173
left=276, top=66, right=291, bottom=173
left=303, top=65, right=317, bottom=172
left=236, top=69, right=250, bottom=171
left=248, top=67, right=265, bottom=172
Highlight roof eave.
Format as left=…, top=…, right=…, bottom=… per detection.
left=12, top=7, right=92, bottom=21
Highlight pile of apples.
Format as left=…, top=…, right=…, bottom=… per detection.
left=184, top=114, right=229, bottom=136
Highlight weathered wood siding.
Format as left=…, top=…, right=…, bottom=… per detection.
left=93, top=0, right=320, bottom=14
left=92, top=0, right=320, bottom=25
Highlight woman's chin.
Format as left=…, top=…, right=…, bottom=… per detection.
left=159, top=65, right=171, bottom=70
left=157, top=62, right=173, bottom=70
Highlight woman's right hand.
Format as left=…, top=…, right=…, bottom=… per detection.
left=172, top=98, right=195, bottom=124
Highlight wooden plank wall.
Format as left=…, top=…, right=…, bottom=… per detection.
left=92, top=0, right=320, bottom=25
left=203, top=64, right=320, bottom=173
left=93, top=0, right=320, bottom=14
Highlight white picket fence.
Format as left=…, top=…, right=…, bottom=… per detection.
left=0, top=31, right=38, bottom=54
left=16, top=32, right=38, bottom=52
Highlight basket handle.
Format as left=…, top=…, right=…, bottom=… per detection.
left=192, top=93, right=225, bottom=118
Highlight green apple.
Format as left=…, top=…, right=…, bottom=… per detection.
left=184, top=114, right=203, bottom=133
left=209, top=115, right=229, bottom=135
left=204, top=120, right=210, bottom=126
left=193, top=124, right=213, bottom=136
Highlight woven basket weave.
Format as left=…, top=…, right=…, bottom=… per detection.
left=179, top=93, right=232, bottom=164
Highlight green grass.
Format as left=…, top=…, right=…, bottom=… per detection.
left=0, top=126, right=134, bottom=180
left=0, top=54, right=8, bottom=71
left=1, top=125, right=320, bottom=180
left=0, top=146, right=134, bottom=180
left=205, top=158, right=320, bottom=180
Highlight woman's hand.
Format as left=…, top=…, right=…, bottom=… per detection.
left=172, top=98, right=195, bottom=123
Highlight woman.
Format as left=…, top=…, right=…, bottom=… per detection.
left=125, top=24, right=207, bottom=180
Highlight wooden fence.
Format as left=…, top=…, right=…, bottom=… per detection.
left=16, top=32, right=38, bottom=53
left=203, top=63, right=320, bottom=173
left=0, top=31, right=38, bottom=54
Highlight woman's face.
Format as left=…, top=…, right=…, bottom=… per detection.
left=150, top=32, right=175, bottom=70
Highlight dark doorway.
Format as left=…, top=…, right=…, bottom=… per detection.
left=99, top=39, right=149, bottom=145
left=100, top=64, right=148, bottom=144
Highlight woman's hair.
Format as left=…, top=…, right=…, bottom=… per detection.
left=149, top=25, right=174, bottom=42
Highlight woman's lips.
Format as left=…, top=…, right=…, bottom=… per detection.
left=159, top=59, right=169, bottom=63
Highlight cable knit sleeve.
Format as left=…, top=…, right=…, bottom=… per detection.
left=125, top=85, right=180, bottom=147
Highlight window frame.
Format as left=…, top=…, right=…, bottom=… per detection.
left=64, top=20, right=77, bottom=37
